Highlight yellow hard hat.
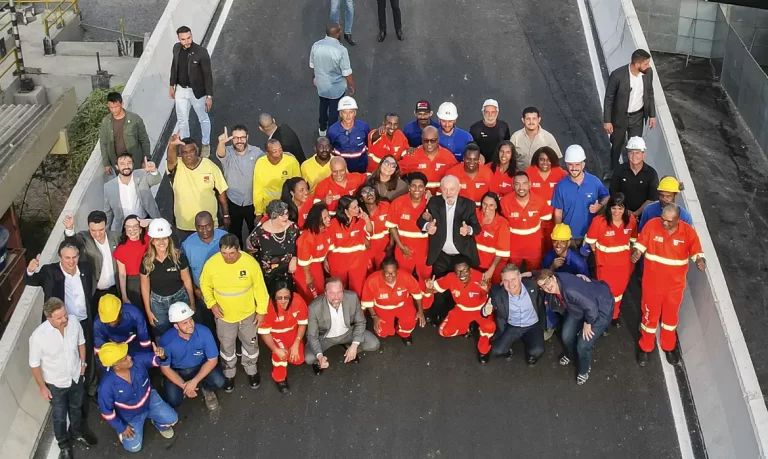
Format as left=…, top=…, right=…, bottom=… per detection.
left=98, top=294, right=122, bottom=323
left=98, top=342, right=128, bottom=367
left=551, top=223, right=572, bottom=241
left=657, top=176, right=681, bottom=193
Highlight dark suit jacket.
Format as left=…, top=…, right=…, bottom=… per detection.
left=417, top=195, right=481, bottom=267
left=65, top=229, right=121, bottom=290
left=169, top=42, right=214, bottom=99
left=272, top=124, right=306, bottom=163
left=484, top=278, right=544, bottom=339
left=26, top=261, right=96, bottom=320
left=306, top=291, right=366, bottom=358
left=603, top=64, right=655, bottom=126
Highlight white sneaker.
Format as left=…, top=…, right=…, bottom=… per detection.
left=158, top=427, right=174, bottom=439
left=318, top=129, right=327, bottom=137
left=559, top=355, right=571, bottom=366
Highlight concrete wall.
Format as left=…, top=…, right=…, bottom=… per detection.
left=588, top=0, right=768, bottom=457
left=726, top=3, right=768, bottom=66
left=633, top=0, right=719, bottom=57
left=0, top=1, right=219, bottom=458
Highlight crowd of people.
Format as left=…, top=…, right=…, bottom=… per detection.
left=24, top=22, right=708, bottom=459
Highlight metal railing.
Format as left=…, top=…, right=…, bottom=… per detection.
left=0, top=12, right=21, bottom=94
left=15, top=0, right=80, bottom=38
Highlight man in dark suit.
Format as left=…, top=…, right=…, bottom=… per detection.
left=305, top=278, right=380, bottom=374
left=603, top=48, right=656, bottom=181
left=258, top=113, right=307, bottom=163
left=482, top=264, right=545, bottom=365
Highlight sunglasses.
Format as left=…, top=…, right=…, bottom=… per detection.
left=275, top=295, right=291, bottom=301
left=423, top=138, right=438, bottom=144
left=360, top=188, right=376, bottom=195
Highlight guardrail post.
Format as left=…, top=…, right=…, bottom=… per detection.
left=8, top=1, right=34, bottom=91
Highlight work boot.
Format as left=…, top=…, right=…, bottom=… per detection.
left=665, top=348, right=682, bottom=366
left=505, top=349, right=515, bottom=362
left=478, top=352, right=490, bottom=364
left=378, top=30, right=386, bottom=42
left=248, top=373, right=261, bottom=389
left=224, top=377, right=235, bottom=393
left=396, top=29, right=404, bottom=41
left=158, top=427, right=175, bottom=439
left=276, top=380, right=290, bottom=394
left=201, top=144, right=211, bottom=158
left=543, top=328, right=555, bottom=341
left=344, top=33, right=356, bottom=46
left=202, top=388, right=219, bottom=411
left=58, top=446, right=73, bottom=459
left=312, top=363, right=323, bottom=375
left=637, top=349, right=650, bottom=367
left=526, top=356, right=539, bottom=366
left=73, top=431, right=98, bottom=448
left=401, top=336, right=413, bottom=346
left=611, top=318, right=621, bottom=328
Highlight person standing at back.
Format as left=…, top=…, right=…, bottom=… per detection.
left=376, top=0, right=404, bottom=42
left=257, top=114, right=306, bottom=163
left=469, top=99, right=511, bottom=163
left=100, top=92, right=150, bottom=175
left=310, top=24, right=355, bottom=137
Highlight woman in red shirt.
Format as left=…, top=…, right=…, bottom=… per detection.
left=113, top=215, right=149, bottom=308
left=281, top=177, right=313, bottom=229
left=295, top=203, right=332, bottom=302
left=326, top=196, right=373, bottom=297
left=257, top=277, right=308, bottom=393
left=475, top=192, right=511, bottom=285
left=486, top=141, right=517, bottom=197
left=526, top=146, right=567, bottom=254
left=358, top=185, right=392, bottom=272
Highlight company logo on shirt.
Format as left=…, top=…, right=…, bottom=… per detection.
left=166, top=266, right=178, bottom=272
left=436, top=163, right=445, bottom=169
left=484, top=231, right=493, bottom=238
left=528, top=211, right=537, bottom=217
left=418, top=164, right=427, bottom=170
left=350, top=230, right=360, bottom=237
left=203, top=174, right=211, bottom=183
left=475, top=183, right=485, bottom=188
left=275, top=315, right=285, bottom=322
left=396, top=289, right=406, bottom=296
left=510, top=212, right=519, bottom=218
left=501, top=182, right=511, bottom=188
left=460, top=184, right=467, bottom=189
left=673, top=239, right=684, bottom=246
left=317, top=244, right=325, bottom=250
left=379, top=293, right=389, bottom=299
left=468, top=292, right=480, bottom=298
left=239, top=270, right=247, bottom=278
left=531, top=183, right=541, bottom=188
left=452, top=290, right=461, bottom=298
left=402, top=214, right=411, bottom=220
left=379, top=215, right=386, bottom=221
left=336, top=233, right=343, bottom=238
left=605, top=230, right=615, bottom=236
left=624, top=229, right=631, bottom=234
left=193, top=350, right=203, bottom=356
left=282, top=171, right=288, bottom=177
left=653, top=236, right=664, bottom=243
left=586, top=193, right=594, bottom=199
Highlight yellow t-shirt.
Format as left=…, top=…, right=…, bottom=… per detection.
left=301, top=155, right=332, bottom=194
left=200, top=252, right=269, bottom=323
left=170, top=158, right=228, bottom=231
left=252, top=155, right=301, bottom=215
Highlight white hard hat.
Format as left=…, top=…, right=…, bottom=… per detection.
left=564, top=145, right=586, bottom=163
left=168, top=302, right=194, bottom=323
left=338, top=96, right=358, bottom=111
left=147, top=218, right=173, bottom=238
left=436, top=102, right=459, bottom=121
left=482, top=99, right=499, bottom=110
left=626, top=136, right=646, bottom=152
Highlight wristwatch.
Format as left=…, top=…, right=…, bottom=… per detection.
left=81, top=362, right=87, bottom=367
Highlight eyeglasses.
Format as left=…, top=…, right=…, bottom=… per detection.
left=233, top=136, right=247, bottom=141
left=423, top=138, right=438, bottom=143
left=360, top=188, right=375, bottom=195
left=275, top=295, right=291, bottom=301
left=382, top=160, right=397, bottom=167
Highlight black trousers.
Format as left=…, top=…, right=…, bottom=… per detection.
left=319, top=95, right=342, bottom=131
left=377, top=0, right=402, bottom=31
left=609, top=109, right=644, bottom=170
left=228, top=199, right=256, bottom=247
left=429, top=252, right=467, bottom=321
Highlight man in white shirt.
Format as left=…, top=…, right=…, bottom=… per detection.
left=104, top=152, right=162, bottom=232
left=29, top=298, right=98, bottom=459
left=510, top=106, right=563, bottom=170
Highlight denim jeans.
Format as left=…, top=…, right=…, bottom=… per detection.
left=490, top=323, right=545, bottom=359
left=150, top=288, right=189, bottom=336
left=561, top=311, right=612, bottom=375
left=330, top=0, right=354, bottom=34
left=163, top=365, right=226, bottom=407
left=120, top=390, right=178, bottom=453
left=174, top=86, right=211, bottom=145
left=318, top=95, right=342, bottom=131
left=48, top=377, right=85, bottom=449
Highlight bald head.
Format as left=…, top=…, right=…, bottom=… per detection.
left=661, top=202, right=681, bottom=219
left=423, top=125, right=438, bottom=136
left=327, top=24, right=341, bottom=39
left=330, top=157, right=348, bottom=183
left=258, top=113, right=275, bottom=129
left=330, top=156, right=347, bottom=169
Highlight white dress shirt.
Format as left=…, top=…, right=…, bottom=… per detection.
left=29, top=317, right=84, bottom=388
left=118, top=175, right=144, bottom=218
left=94, top=237, right=116, bottom=290
left=443, top=202, right=460, bottom=255
left=62, top=265, right=88, bottom=321
left=325, top=302, right=349, bottom=339
left=628, top=68, right=644, bottom=113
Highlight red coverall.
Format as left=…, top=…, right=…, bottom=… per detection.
left=434, top=270, right=496, bottom=354
left=385, top=194, right=432, bottom=282
left=295, top=230, right=332, bottom=303
left=366, top=201, right=391, bottom=271
left=447, top=163, right=493, bottom=207
left=257, top=293, right=308, bottom=383
left=526, top=165, right=567, bottom=254
left=367, top=129, right=410, bottom=173
left=500, top=193, right=551, bottom=271
left=313, top=173, right=367, bottom=215
left=327, top=217, right=369, bottom=297
left=486, top=164, right=515, bottom=197
left=585, top=215, right=638, bottom=319
left=633, top=218, right=704, bottom=352
left=399, top=145, right=458, bottom=194
left=475, top=211, right=511, bottom=285
left=361, top=270, right=422, bottom=338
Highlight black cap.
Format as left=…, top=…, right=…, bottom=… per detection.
left=414, top=100, right=431, bottom=112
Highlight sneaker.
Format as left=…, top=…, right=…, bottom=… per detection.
left=158, top=427, right=174, bottom=439
left=543, top=328, right=555, bottom=341
left=201, top=144, right=211, bottom=158
left=559, top=355, right=571, bottom=366
left=202, top=388, right=219, bottom=411
left=505, top=349, right=515, bottom=362
left=577, top=373, right=590, bottom=385
left=318, top=128, right=327, bottom=137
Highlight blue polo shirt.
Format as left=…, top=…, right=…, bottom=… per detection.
left=403, top=119, right=440, bottom=147
left=551, top=172, right=609, bottom=238
left=639, top=201, right=693, bottom=232
left=181, top=229, right=226, bottom=286
left=159, top=324, right=218, bottom=370
left=439, top=127, right=474, bottom=162
left=328, top=119, right=370, bottom=173
left=542, top=249, right=590, bottom=277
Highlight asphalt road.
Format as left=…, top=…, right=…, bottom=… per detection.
left=39, top=0, right=684, bottom=458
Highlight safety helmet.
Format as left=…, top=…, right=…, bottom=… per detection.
left=626, top=136, right=646, bottom=152
left=436, top=102, right=459, bottom=121
left=168, top=302, right=195, bottom=323
left=338, top=96, right=358, bottom=111
left=551, top=223, right=573, bottom=241
left=482, top=99, right=499, bottom=110
left=657, top=176, right=681, bottom=193
left=99, top=342, right=128, bottom=367
left=147, top=218, right=172, bottom=238
left=98, top=294, right=122, bottom=323
left=563, top=145, right=586, bottom=163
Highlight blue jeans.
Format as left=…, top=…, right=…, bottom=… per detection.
left=48, top=378, right=85, bottom=449
left=490, top=323, right=545, bottom=359
left=330, top=0, right=354, bottom=34
left=121, top=390, right=178, bottom=453
left=561, top=311, right=612, bottom=375
left=150, top=288, right=189, bottom=336
left=163, top=365, right=226, bottom=407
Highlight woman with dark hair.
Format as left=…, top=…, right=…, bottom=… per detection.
left=326, top=195, right=373, bottom=297
left=247, top=199, right=300, bottom=287
left=358, top=185, right=393, bottom=271
left=584, top=192, right=637, bottom=327
left=295, top=203, right=332, bottom=302
left=113, top=214, right=149, bottom=308
left=475, top=192, right=510, bottom=285
left=257, top=277, right=308, bottom=393
left=364, top=154, right=408, bottom=202
left=486, top=141, right=517, bottom=197
left=280, top=177, right=313, bottom=228
left=526, top=146, right=567, bottom=254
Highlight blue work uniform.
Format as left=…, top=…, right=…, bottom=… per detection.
left=159, top=325, right=218, bottom=370
left=638, top=200, right=693, bottom=232
left=542, top=249, right=590, bottom=277
left=328, top=119, right=370, bottom=173
left=181, top=229, right=227, bottom=286
left=551, top=172, right=609, bottom=238
left=94, top=303, right=152, bottom=362
left=438, top=127, right=474, bottom=162
left=403, top=119, right=440, bottom=147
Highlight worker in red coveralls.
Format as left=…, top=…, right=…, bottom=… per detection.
left=486, top=141, right=517, bottom=197
left=475, top=192, right=510, bottom=285
left=399, top=126, right=458, bottom=195
left=326, top=196, right=373, bottom=297
left=386, top=172, right=432, bottom=282
left=526, top=146, right=567, bottom=254
left=631, top=202, right=705, bottom=367
left=257, top=278, right=307, bottom=394
left=314, top=157, right=367, bottom=215
left=446, top=143, right=493, bottom=207
left=584, top=193, right=637, bottom=328
left=425, top=256, right=495, bottom=363
left=358, top=185, right=392, bottom=270
left=361, top=257, right=426, bottom=346
left=367, top=113, right=409, bottom=172
left=295, top=203, right=332, bottom=302
left=500, top=171, right=551, bottom=271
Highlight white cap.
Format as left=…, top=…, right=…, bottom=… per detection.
left=482, top=99, right=499, bottom=110
left=147, top=218, right=173, bottom=238
left=338, top=96, right=358, bottom=111
left=436, top=102, right=459, bottom=121
left=168, top=302, right=194, bottom=323
left=626, top=136, right=646, bottom=152
left=564, top=145, right=586, bottom=163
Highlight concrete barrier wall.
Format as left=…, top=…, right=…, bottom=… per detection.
left=0, top=1, right=219, bottom=458
left=588, top=0, right=768, bottom=457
